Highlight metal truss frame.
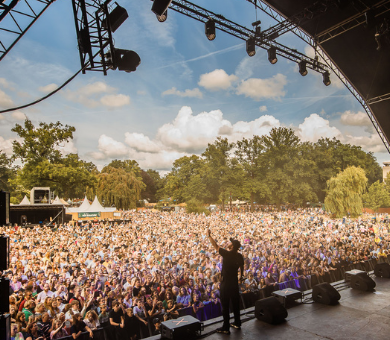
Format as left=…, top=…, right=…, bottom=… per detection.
left=0, top=0, right=55, bottom=62
left=72, top=0, right=115, bottom=75
left=170, top=0, right=329, bottom=73
left=244, top=0, right=390, bottom=153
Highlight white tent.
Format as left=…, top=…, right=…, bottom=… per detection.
left=66, top=196, right=91, bottom=213
left=87, top=196, right=105, bottom=212
left=19, top=195, right=30, bottom=205
left=52, top=196, right=63, bottom=205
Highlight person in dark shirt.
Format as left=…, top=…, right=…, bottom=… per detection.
left=109, top=301, right=124, bottom=340
left=124, top=308, right=138, bottom=340
left=207, top=229, right=244, bottom=335
left=70, top=313, right=93, bottom=339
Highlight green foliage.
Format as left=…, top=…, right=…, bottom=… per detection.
left=363, top=180, right=390, bottom=212
left=325, top=166, right=368, bottom=218
left=97, top=161, right=145, bottom=210
left=186, top=199, right=210, bottom=215
left=0, top=150, right=16, bottom=192
left=140, top=169, right=162, bottom=203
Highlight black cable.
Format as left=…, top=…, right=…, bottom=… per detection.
left=0, top=67, right=83, bottom=114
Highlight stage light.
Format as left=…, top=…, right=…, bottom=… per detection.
left=246, top=37, right=256, bottom=57
left=205, top=19, right=216, bottom=41
left=156, top=10, right=168, bottom=22
left=151, top=0, right=172, bottom=17
left=106, top=49, right=141, bottom=73
left=299, top=60, right=308, bottom=76
left=323, top=71, right=331, bottom=86
left=268, top=46, right=277, bottom=64
left=106, top=4, right=128, bottom=32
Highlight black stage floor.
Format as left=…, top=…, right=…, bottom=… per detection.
left=147, top=276, right=390, bottom=340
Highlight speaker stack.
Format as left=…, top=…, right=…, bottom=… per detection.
left=312, top=283, right=341, bottom=305
left=0, top=236, right=10, bottom=340
left=255, top=297, right=288, bottom=324
left=374, top=263, right=390, bottom=278
left=346, top=270, right=376, bottom=291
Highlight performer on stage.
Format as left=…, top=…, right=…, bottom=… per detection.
left=207, top=229, right=244, bottom=335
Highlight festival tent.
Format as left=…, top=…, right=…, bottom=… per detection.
left=66, top=195, right=118, bottom=221
left=19, top=196, right=30, bottom=205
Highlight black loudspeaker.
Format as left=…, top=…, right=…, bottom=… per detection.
left=0, top=236, right=9, bottom=271
left=0, top=191, right=10, bottom=225
left=0, top=314, right=10, bottom=340
left=161, top=315, right=202, bottom=340
left=255, top=297, right=288, bottom=324
left=374, top=263, right=390, bottom=278
left=312, top=283, right=341, bottom=305
left=350, top=272, right=376, bottom=291
left=151, top=0, right=172, bottom=16
left=0, top=279, right=9, bottom=313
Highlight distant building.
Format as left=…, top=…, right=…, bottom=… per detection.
left=383, top=161, right=390, bottom=181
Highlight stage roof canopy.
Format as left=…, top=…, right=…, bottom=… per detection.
left=262, top=0, right=390, bottom=149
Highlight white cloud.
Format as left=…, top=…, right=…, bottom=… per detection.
left=259, top=105, right=267, bottom=112
left=0, top=89, right=14, bottom=107
left=100, top=94, right=130, bottom=108
left=63, top=82, right=128, bottom=108
left=345, top=134, right=386, bottom=153
left=162, top=87, right=203, bottom=98
left=340, top=110, right=371, bottom=127
left=39, top=83, right=58, bottom=93
left=304, top=46, right=316, bottom=59
left=124, top=132, right=162, bottom=153
left=11, top=110, right=26, bottom=121
left=56, top=140, right=78, bottom=155
left=298, top=113, right=342, bottom=142
left=0, top=78, right=13, bottom=90
left=0, top=136, right=14, bottom=155
left=198, top=69, right=238, bottom=91
left=93, top=134, right=129, bottom=159
left=0, top=113, right=4, bottom=121
left=236, top=74, right=287, bottom=101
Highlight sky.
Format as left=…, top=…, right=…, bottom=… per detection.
left=0, top=0, right=388, bottom=172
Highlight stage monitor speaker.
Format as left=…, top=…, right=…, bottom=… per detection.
left=0, top=279, right=9, bottom=313
left=161, top=315, right=202, bottom=340
left=350, top=272, right=376, bottom=291
left=374, top=263, right=390, bottom=278
left=0, top=314, right=10, bottom=340
left=151, top=0, right=172, bottom=16
left=255, top=297, right=288, bottom=324
left=0, top=236, right=9, bottom=271
left=0, top=191, right=10, bottom=225
left=312, top=282, right=340, bottom=305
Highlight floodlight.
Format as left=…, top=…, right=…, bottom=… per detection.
left=246, top=37, right=256, bottom=57
left=156, top=10, right=168, bottom=22
left=268, top=46, right=277, bottom=64
left=151, top=0, right=172, bottom=17
left=322, top=71, right=331, bottom=86
left=107, top=49, right=141, bottom=73
left=299, top=60, right=308, bottom=76
left=205, top=19, right=216, bottom=41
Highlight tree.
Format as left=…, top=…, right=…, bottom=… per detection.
left=235, top=136, right=266, bottom=211
left=0, top=150, right=15, bottom=192
left=140, top=169, right=161, bottom=203
left=202, top=137, right=234, bottom=209
left=325, top=166, right=367, bottom=218
left=363, top=180, right=390, bottom=213
left=97, top=160, right=145, bottom=210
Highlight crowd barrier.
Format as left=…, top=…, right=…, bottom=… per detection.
left=54, top=257, right=385, bottom=339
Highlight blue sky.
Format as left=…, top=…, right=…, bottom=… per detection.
left=0, top=0, right=388, bottom=171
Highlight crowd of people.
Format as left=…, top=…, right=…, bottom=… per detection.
left=3, top=208, right=390, bottom=340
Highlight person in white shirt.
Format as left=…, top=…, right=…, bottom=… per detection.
left=36, top=283, right=54, bottom=304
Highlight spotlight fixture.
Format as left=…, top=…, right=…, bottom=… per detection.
left=107, top=49, right=141, bottom=73
left=246, top=37, right=256, bottom=57
left=323, top=71, right=331, bottom=86
left=205, top=19, right=216, bottom=41
left=299, top=60, right=308, bottom=76
left=151, top=0, right=172, bottom=17
left=156, top=10, right=168, bottom=22
left=103, top=4, right=129, bottom=33
left=268, top=46, right=277, bottom=64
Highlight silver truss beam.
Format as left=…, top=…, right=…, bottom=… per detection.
left=367, top=92, right=390, bottom=105
left=0, top=0, right=55, bottom=62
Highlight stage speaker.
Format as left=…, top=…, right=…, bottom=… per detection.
left=0, top=236, right=9, bottom=271
left=0, top=191, right=10, bottom=225
left=374, top=263, right=390, bottom=278
left=161, top=315, right=202, bottom=339
left=350, top=272, right=376, bottom=291
left=0, top=314, right=10, bottom=340
left=151, top=0, right=172, bottom=16
left=255, top=297, right=288, bottom=324
left=0, top=279, right=9, bottom=313
left=312, top=282, right=340, bottom=305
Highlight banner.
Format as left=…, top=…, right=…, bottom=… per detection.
left=78, top=212, right=100, bottom=218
